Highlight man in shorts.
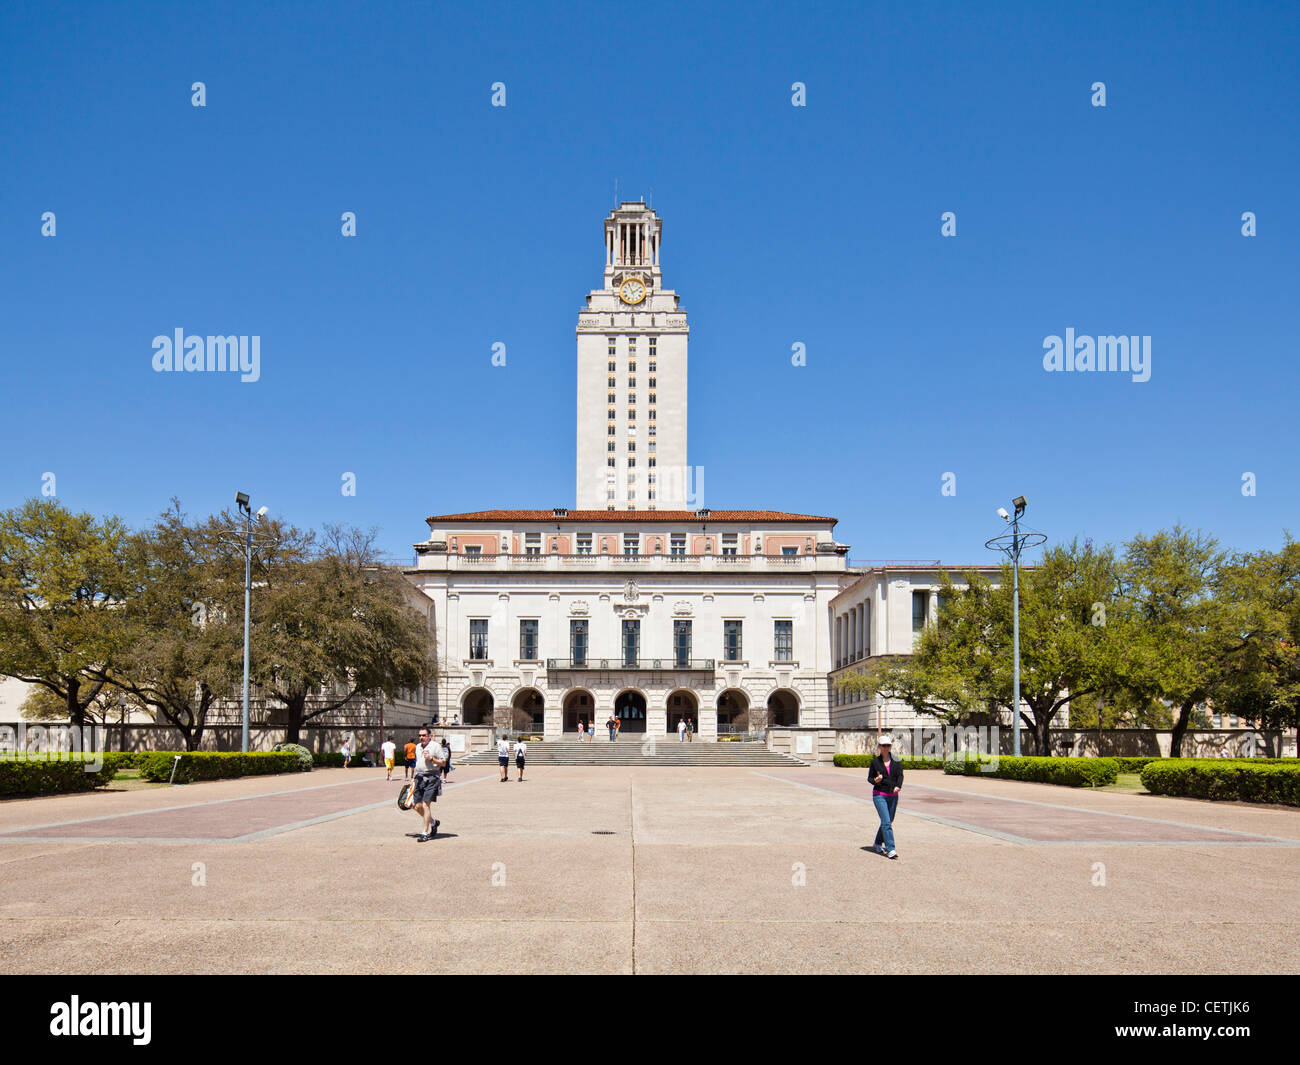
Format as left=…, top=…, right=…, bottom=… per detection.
left=514, top=736, right=527, bottom=781
left=498, top=734, right=511, bottom=782
left=381, top=735, right=397, bottom=780
left=403, top=738, right=417, bottom=780
left=411, top=727, right=445, bottom=842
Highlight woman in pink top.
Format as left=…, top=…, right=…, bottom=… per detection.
left=869, top=734, right=903, bottom=859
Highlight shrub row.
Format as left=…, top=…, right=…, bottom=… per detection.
left=136, top=751, right=303, bottom=783
left=1111, top=757, right=1160, bottom=772
left=312, top=752, right=346, bottom=767
left=832, top=754, right=947, bottom=769
left=0, top=754, right=121, bottom=796
left=943, top=754, right=1119, bottom=787
left=273, top=743, right=314, bottom=770
left=1139, top=760, right=1300, bottom=806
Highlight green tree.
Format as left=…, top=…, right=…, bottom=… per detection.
left=1214, top=538, right=1300, bottom=753
left=1113, top=526, right=1238, bottom=758
left=100, top=502, right=245, bottom=750
left=840, top=540, right=1122, bottom=753
left=0, top=499, right=144, bottom=728
left=238, top=524, right=435, bottom=744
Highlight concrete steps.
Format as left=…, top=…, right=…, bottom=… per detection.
left=462, top=739, right=807, bottom=767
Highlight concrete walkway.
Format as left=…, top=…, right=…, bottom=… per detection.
left=0, top=766, right=1296, bottom=974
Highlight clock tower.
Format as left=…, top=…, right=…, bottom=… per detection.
left=576, top=202, right=690, bottom=511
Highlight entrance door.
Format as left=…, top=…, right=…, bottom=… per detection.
left=613, top=690, right=648, bottom=734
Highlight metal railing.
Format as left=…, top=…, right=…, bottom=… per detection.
left=546, top=658, right=715, bottom=672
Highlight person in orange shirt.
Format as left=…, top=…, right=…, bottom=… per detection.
left=403, top=739, right=418, bottom=780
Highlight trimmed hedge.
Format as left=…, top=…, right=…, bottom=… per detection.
left=136, top=751, right=302, bottom=783
left=833, top=754, right=947, bottom=769
left=1139, top=759, right=1300, bottom=806
left=0, top=754, right=122, bottom=796
left=312, top=752, right=346, bottom=767
left=944, top=754, right=1119, bottom=787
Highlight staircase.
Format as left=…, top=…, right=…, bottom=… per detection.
left=462, top=738, right=808, bottom=767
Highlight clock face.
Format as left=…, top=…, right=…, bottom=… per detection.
left=619, top=278, right=646, bottom=305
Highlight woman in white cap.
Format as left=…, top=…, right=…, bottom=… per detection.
left=870, top=734, right=903, bottom=859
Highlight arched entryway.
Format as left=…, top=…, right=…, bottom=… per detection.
left=666, top=689, right=699, bottom=735
left=460, top=687, right=494, bottom=726
left=614, top=689, right=648, bottom=733
left=767, top=689, right=800, bottom=727
left=563, top=689, right=595, bottom=734
left=511, top=688, right=545, bottom=732
left=716, top=689, right=750, bottom=735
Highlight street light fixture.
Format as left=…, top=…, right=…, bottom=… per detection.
left=985, top=496, right=1046, bottom=757
left=235, top=492, right=264, bottom=754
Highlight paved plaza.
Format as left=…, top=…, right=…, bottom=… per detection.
left=1, top=766, right=1297, bottom=974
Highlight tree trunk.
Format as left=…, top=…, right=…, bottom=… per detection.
left=284, top=695, right=306, bottom=745
left=66, top=679, right=85, bottom=730
left=1169, top=701, right=1195, bottom=758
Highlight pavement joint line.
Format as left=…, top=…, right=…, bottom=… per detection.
left=0, top=773, right=414, bottom=836
left=0, top=773, right=496, bottom=844
left=231, top=773, right=496, bottom=842
left=887, top=779, right=1300, bottom=843
left=750, top=771, right=1300, bottom=846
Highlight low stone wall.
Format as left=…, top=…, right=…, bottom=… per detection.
left=825, top=726, right=1295, bottom=759
left=767, top=727, right=837, bottom=764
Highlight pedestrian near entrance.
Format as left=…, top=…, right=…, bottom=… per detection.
left=677, top=717, right=686, bottom=742
left=381, top=735, right=397, bottom=780
left=498, top=735, right=511, bottom=781
left=686, top=718, right=694, bottom=742
left=341, top=734, right=355, bottom=768
left=514, top=737, right=527, bottom=781
left=440, top=735, right=453, bottom=779
left=587, top=722, right=596, bottom=743
left=411, top=727, right=445, bottom=842
left=870, top=734, right=903, bottom=859
left=607, top=714, right=617, bottom=742
left=578, top=718, right=587, bottom=743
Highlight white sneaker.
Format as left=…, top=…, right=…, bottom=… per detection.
left=887, top=850, right=898, bottom=860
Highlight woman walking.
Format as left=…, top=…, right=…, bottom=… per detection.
left=870, top=734, right=903, bottom=859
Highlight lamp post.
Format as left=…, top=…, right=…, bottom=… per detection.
left=235, top=492, right=252, bottom=753
left=985, top=496, right=1045, bottom=757
left=234, top=493, right=269, bottom=754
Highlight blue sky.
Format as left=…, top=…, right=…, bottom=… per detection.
left=2, top=0, right=1296, bottom=564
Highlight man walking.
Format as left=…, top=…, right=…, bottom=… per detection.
left=381, top=735, right=397, bottom=780
left=514, top=736, right=527, bottom=781
left=411, top=727, right=445, bottom=842
left=606, top=713, right=618, bottom=742
left=403, top=737, right=417, bottom=780
left=498, top=733, right=512, bottom=781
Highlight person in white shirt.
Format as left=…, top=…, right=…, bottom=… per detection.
left=380, top=736, right=397, bottom=780
left=513, top=738, right=527, bottom=781
left=677, top=718, right=686, bottom=742
left=498, top=735, right=512, bottom=782
left=410, top=727, right=446, bottom=842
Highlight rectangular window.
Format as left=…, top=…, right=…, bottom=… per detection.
left=782, top=546, right=798, bottom=556
left=628, top=457, right=636, bottom=466
left=608, top=360, right=616, bottom=372
left=649, top=360, right=656, bottom=372
left=524, top=532, right=541, bottom=555
left=912, top=591, right=928, bottom=632
left=519, top=619, right=538, bottom=660
left=670, top=533, right=686, bottom=556
left=649, top=393, right=656, bottom=404
left=608, top=426, right=615, bottom=436
left=628, top=360, right=636, bottom=371
left=628, top=377, right=636, bottom=388
left=608, top=392, right=617, bottom=404
left=608, top=376, right=616, bottom=387
left=570, top=619, right=588, bottom=666
left=576, top=534, right=592, bottom=554
left=607, top=441, right=615, bottom=452
left=464, top=544, right=482, bottom=555
left=628, top=441, right=635, bottom=452
left=627, top=408, right=636, bottom=422
left=608, top=457, right=616, bottom=467
left=622, top=618, right=640, bottom=666
left=649, top=377, right=657, bottom=388
left=674, top=619, right=692, bottom=667
left=774, top=620, right=793, bottom=662
left=723, top=620, right=743, bottom=662
left=469, top=619, right=489, bottom=660
left=628, top=393, right=636, bottom=405
left=721, top=533, right=738, bottom=556
left=648, top=409, right=656, bottom=420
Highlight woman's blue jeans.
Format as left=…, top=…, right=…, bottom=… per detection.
left=873, top=793, right=898, bottom=851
